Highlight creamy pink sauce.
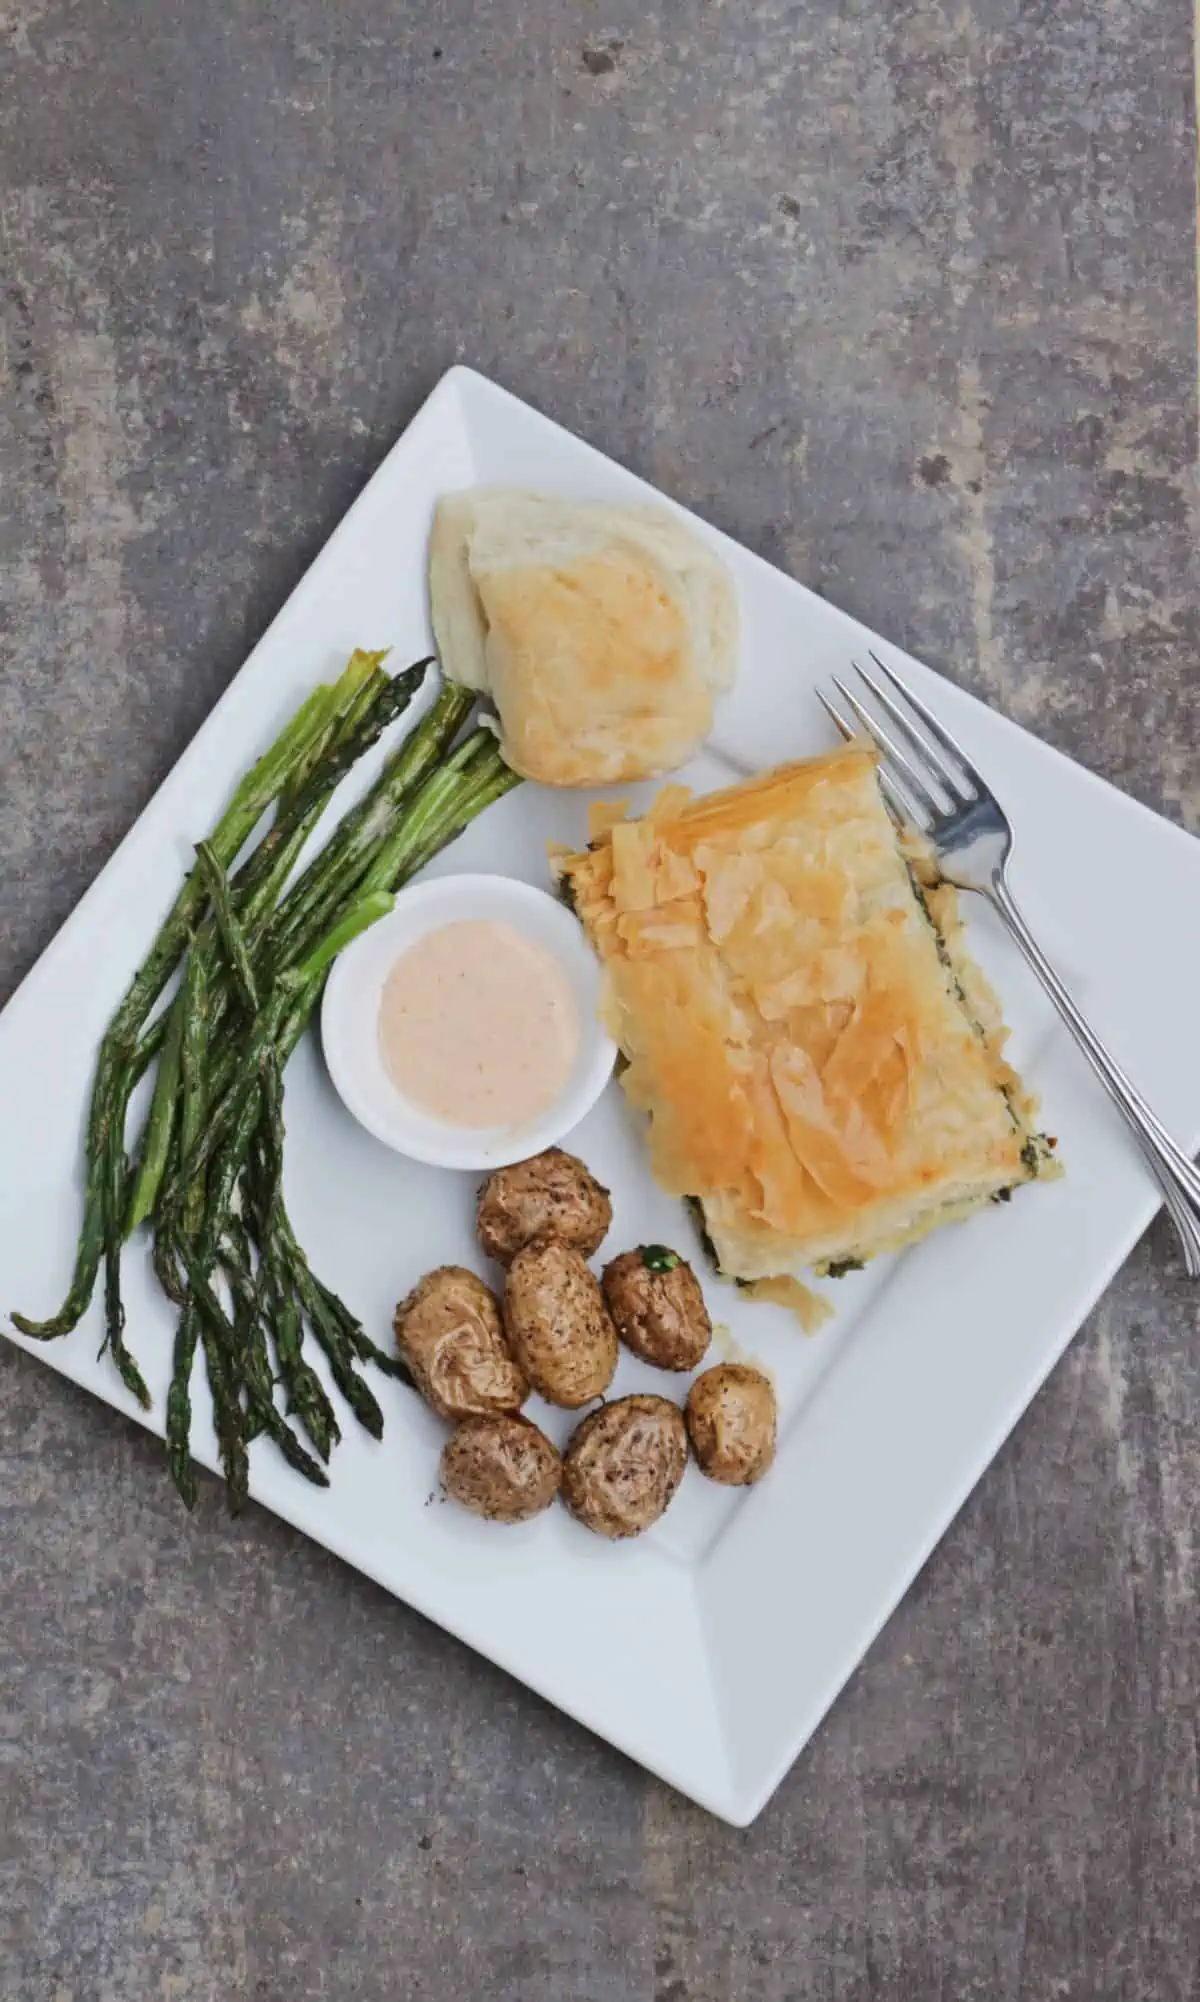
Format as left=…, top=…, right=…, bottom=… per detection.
left=378, top=919, right=580, bottom=1128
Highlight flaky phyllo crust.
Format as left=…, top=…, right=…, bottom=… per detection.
left=561, top=747, right=1054, bottom=1306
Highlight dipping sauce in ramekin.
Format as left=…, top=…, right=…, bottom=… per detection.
left=321, top=875, right=615, bottom=1171
left=378, top=918, right=580, bottom=1129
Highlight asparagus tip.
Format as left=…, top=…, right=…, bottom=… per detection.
left=104, top=1340, right=152, bottom=1411
left=10, top=1310, right=70, bottom=1341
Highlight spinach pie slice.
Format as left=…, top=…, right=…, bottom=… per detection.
left=562, top=746, right=1055, bottom=1291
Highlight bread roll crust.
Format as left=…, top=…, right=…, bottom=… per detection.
left=429, top=489, right=737, bottom=787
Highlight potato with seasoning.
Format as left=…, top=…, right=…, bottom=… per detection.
left=602, top=1244, right=712, bottom=1371
left=685, top=1364, right=777, bottom=1486
left=441, top=1413, right=562, bottom=1524
left=562, top=1395, right=689, bottom=1539
left=394, top=1266, right=528, bottom=1421
left=503, top=1236, right=618, bottom=1407
left=477, top=1146, right=612, bottom=1267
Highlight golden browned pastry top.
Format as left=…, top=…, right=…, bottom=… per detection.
left=562, top=746, right=1040, bottom=1278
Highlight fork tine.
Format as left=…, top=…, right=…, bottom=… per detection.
left=872, top=762, right=922, bottom=827
left=832, top=676, right=948, bottom=821
left=817, top=687, right=921, bottom=826
left=817, top=687, right=854, bottom=742
left=879, top=770, right=923, bottom=825
left=863, top=650, right=980, bottom=799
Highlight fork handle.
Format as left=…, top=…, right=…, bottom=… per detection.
left=988, top=874, right=1200, bottom=1278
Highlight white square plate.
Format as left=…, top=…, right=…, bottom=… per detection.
left=3, top=367, right=1198, bottom=1825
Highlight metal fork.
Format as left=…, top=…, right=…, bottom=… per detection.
left=819, top=651, right=1200, bottom=1277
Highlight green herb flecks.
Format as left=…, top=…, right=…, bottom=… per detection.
left=823, top=1256, right=865, bottom=1278
left=683, top=1197, right=722, bottom=1274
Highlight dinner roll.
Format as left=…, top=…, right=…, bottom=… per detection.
left=429, top=488, right=737, bottom=787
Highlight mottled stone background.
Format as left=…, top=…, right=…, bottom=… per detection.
left=1, top=2, right=1197, bottom=1998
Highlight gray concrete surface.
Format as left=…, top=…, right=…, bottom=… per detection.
left=2, top=2, right=1198, bottom=1997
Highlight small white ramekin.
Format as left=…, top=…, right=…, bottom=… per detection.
left=320, top=873, right=616, bottom=1171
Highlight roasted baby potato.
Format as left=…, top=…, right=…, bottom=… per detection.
left=477, top=1147, right=612, bottom=1267
left=395, top=1266, right=528, bottom=1421
left=502, top=1236, right=618, bottom=1408
left=685, top=1363, right=776, bottom=1486
left=441, top=1413, right=562, bottom=1523
left=561, top=1394, right=688, bottom=1539
left=601, top=1245, right=712, bottom=1371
